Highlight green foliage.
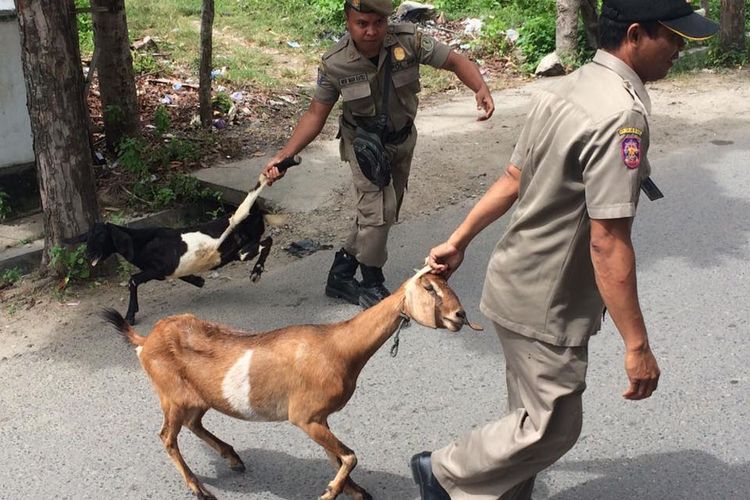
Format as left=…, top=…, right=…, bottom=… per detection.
left=75, top=0, right=94, bottom=55
left=104, top=104, right=126, bottom=125
left=212, top=92, right=233, bottom=114
left=517, top=13, right=556, bottom=72
left=0, top=267, right=22, bottom=288
left=0, top=189, right=11, bottom=221
left=117, top=137, right=151, bottom=178
left=50, top=244, right=91, bottom=287
left=154, top=105, right=172, bottom=137
left=132, top=51, right=161, bottom=75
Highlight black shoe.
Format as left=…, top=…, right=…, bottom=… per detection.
left=325, top=249, right=361, bottom=305
left=358, top=282, right=390, bottom=308
left=358, top=264, right=390, bottom=308
left=411, top=452, right=450, bottom=500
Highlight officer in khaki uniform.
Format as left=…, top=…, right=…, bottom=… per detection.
left=264, top=0, right=494, bottom=308
left=411, top=1, right=719, bottom=499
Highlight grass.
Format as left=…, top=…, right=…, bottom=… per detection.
left=122, top=0, right=326, bottom=88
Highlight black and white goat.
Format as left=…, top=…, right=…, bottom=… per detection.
left=76, top=158, right=299, bottom=324
left=79, top=200, right=280, bottom=324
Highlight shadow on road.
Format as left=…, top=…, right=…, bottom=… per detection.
left=542, top=450, right=750, bottom=500
left=198, top=447, right=415, bottom=500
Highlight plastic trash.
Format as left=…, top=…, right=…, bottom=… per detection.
left=463, top=18, right=483, bottom=35
left=172, top=82, right=183, bottom=91
left=230, top=91, right=244, bottom=102
left=506, top=28, right=519, bottom=44
left=160, top=95, right=172, bottom=105
left=287, top=41, right=301, bottom=49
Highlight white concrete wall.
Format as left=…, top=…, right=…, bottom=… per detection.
left=0, top=11, right=35, bottom=169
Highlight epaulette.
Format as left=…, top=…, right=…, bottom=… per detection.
left=322, top=34, right=350, bottom=61
left=388, top=22, right=417, bottom=35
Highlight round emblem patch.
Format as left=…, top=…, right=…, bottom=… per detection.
left=621, top=136, right=641, bottom=169
left=393, top=46, right=406, bottom=61
left=421, top=35, right=435, bottom=52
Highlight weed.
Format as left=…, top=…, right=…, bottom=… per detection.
left=117, top=257, right=136, bottom=282
left=1, top=267, right=22, bottom=288
left=212, top=92, right=233, bottom=114
left=117, top=137, right=150, bottom=179
left=50, top=244, right=91, bottom=288
left=108, top=211, right=127, bottom=225
left=6, top=303, right=17, bottom=317
left=0, top=189, right=10, bottom=221
left=154, top=105, right=171, bottom=137
left=75, top=0, right=94, bottom=55
left=132, top=51, right=161, bottom=75
left=104, top=104, right=126, bottom=125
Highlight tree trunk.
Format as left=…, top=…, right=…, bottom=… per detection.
left=580, top=0, right=598, bottom=50
left=556, top=0, right=581, bottom=59
left=701, top=0, right=710, bottom=16
left=719, top=0, right=747, bottom=54
left=91, top=0, right=140, bottom=152
left=199, top=0, right=215, bottom=127
left=15, top=0, right=99, bottom=265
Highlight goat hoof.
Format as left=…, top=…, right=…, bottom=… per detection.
left=356, top=491, right=373, bottom=500
left=250, top=272, right=261, bottom=282
left=230, top=462, right=246, bottom=473
left=125, top=315, right=136, bottom=326
left=319, top=486, right=338, bottom=500
left=195, top=489, right=217, bottom=500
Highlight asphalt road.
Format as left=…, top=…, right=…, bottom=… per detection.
left=1, top=114, right=748, bottom=500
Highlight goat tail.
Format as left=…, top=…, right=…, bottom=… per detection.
left=100, top=308, right=146, bottom=347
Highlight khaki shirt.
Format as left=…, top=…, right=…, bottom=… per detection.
left=314, top=23, right=451, bottom=132
left=480, top=50, right=652, bottom=347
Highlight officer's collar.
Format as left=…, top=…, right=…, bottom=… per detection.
left=344, top=28, right=400, bottom=64
left=593, top=50, right=652, bottom=115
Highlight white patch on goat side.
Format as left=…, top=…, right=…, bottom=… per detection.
left=222, top=350, right=265, bottom=421
left=135, top=346, right=143, bottom=357
left=169, top=232, right=222, bottom=278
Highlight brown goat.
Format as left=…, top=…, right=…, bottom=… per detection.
left=102, top=267, right=482, bottom=500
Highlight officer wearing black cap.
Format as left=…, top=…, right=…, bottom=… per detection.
left=264, top=0, right=494, bottom=309
left=411, top=2, right=719, bottom=499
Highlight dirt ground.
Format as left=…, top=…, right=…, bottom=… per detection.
left=2, top=66, right=749, bottom=360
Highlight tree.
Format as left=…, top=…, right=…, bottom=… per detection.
left=90, top=0, right=140, bottom=152
left=199, top=0, right=215, bottom=127
left=556, top=0, right=598, bottom=60
left=719, top=0, right=746, bottom=55
left=15, top=0, right=99, bottom=265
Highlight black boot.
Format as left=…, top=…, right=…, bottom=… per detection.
left=359, top=264, right=390, bottom=308
left=325, top=249, right=361, bottom=305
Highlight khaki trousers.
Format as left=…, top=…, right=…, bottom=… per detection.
left=432, top=323, right=589, bottom=500
left=339, top=126, right=417, bottom=268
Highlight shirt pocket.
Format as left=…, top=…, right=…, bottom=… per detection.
left=341, top=81, right=375, bottom=117
left=392, top=65, right=421, bottom=103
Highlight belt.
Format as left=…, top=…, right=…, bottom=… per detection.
left=341, top=117, right=413, bottom=146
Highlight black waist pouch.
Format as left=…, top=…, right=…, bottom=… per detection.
left=353, top=126, right=391, bottom=188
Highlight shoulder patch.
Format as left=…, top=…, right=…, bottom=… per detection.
left=421, top=35, right=435, bottom=52
left=621, top=136, right=641, bottom=169
left=322, top=36, right=349, bottom=61
left=619, top=127, right=643, bottom=137
left=389, top=22, right=417, bottom=34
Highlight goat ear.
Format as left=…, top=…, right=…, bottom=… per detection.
left=110, top=226, right=135, bottom=261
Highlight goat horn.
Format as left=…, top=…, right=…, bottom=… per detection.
left=413, top=265, right=432, bottom=279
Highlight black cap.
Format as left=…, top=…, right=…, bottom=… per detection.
left=601, top=0, right=719, bottom=41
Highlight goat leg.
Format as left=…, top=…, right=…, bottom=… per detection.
left=159, top=407, right=217, bottom=500
left=324, top=450, right=372, bottom=500
left=186, top=410, right=246, bottom=472
left=294, top=419, right=358, bottom=500
left=180, top=275, right=206, bottom=288
left=249, top=237, right=272, bottom=283
left=125, top=269, right=165, bottom=325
